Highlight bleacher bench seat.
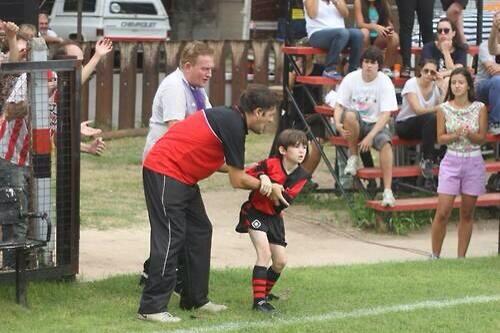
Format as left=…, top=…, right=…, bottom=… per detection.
left=366, top=192, right=500, bottom=212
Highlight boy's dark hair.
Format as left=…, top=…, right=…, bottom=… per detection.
left=361, top=46, right=384, bottom=68
left=238, top=84, right=278, bottom=114
left=445, top=67, right=475, bottom=102
left=277, top=129, right=308, bottom=150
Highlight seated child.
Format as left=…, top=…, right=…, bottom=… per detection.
left=235, top=129, right=310, bottom=313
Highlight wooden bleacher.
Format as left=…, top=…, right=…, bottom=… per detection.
left=367, top=193, right=500, bottom=212
left=282, top=44, right=500, bottom=225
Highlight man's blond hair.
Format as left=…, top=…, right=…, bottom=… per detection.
left=179, top=41, right=214, bottom=67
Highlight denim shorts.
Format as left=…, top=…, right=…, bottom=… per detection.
left=437, top=152, right=486, bottom=197
left=340, top=110, right=392, bottom=151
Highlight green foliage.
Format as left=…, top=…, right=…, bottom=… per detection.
left=348, top=193, right=376, bottom=229
left=387, top=211, right=434, bottom=235
left=0, top=257, right=499, bottom=332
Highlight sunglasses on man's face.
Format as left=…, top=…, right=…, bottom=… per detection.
left=437, top=28, right=451, bottom=34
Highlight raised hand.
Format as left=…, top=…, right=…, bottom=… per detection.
left=95, top=38, right=113, bottom=58
left=4, top=21, right=19, bottom=40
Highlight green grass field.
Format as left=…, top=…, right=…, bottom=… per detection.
left=2, top=136, right=498, bottom=332
left=1, top=257, right=499, bottom=332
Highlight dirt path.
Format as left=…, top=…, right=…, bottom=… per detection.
left=78, top=190, right=499, bottom=281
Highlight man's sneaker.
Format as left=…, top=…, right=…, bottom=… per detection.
left=489, top=122, right=500, bottom=135
left=253, top=300, right=275, bottom=313
left=345, top=156, right=360, bottom=176
left=429, top=253, right=440, bottom=260
left=420, top=159, right=434, bottom=179
left=197, top=301, right=228, bottom=313
left=137, top=312, right=181, bottom=323
left=322, top=70, right=343, bottom=81
left=381, top=189, right=395, bottom=207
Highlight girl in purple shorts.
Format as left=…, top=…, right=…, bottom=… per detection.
left=431, top=67, right=488, bottom=258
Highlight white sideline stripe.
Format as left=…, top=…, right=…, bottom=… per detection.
left=166, top=295, right=500, bottom=333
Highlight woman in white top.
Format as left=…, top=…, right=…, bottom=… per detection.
left=395, top=59, right=445, bottom=178
left=431, top=67, right=488, bottom=259
left=304, top=0, right=364, bottom=80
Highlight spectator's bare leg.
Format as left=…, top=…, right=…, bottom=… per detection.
left=381, top=33, right=400, bottom=68
left=379, top=143, right=393, bottom=190
left=457, top=194, right=477, bottom=257
left=343, top=112, right=360, bottom=155
left=360, top=28, right=371, bottom=49
left=431, top=194, right=455, bottom=256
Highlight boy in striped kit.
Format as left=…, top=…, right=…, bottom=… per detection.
left=236, top=129, right=310, bottom=312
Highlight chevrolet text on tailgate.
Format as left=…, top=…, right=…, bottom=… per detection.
left=50, top=0, right=171, bottom=42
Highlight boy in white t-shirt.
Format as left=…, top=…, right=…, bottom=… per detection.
left=333, top=46, right=398, bottom=207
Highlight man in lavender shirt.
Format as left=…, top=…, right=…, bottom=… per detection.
left=143, top=41, right=214, bottom=159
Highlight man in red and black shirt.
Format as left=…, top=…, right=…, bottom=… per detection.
left=138, top=85, right=287, bottom=323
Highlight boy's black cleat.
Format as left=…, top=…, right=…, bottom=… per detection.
left=266, top=293, right=280, bottom=301
left=253, top=300, right=275, bottom=313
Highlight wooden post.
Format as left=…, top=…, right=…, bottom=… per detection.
left=118, top=42, right=138, bottom=129
left=230, top=41, right=249, bottom=106
left=141, top=42, right=160, bottom=127
left=272, top=41, right=283, bottom=85
left=252, top=40, right=270, bottom=85
left=95, top=50, right=114, bottom=130
left=164, top=41, right=184, bottom=75
left=207, top=41, right=226, bottom=106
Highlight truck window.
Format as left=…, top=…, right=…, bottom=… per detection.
left=109, top=2, right=157, bottom=15
left=63, top=0, right=97, bottom=12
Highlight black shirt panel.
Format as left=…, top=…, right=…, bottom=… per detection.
left=205, top=106, right=246, bottom=169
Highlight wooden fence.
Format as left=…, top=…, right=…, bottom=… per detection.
left=79, top=40, right=283, bottom=131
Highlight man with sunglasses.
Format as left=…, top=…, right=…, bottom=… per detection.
left=334, top=46, right=398, bottom=207
left=421, top=18, right=467, bottom=78
left=476, top=11, right=500, bottom=135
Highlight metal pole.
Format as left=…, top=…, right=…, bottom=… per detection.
left=242, top=0, right=252, bottom=40
left=476, top=0, right=483, bottom=45
left=77, top=0, right=83, bottom=42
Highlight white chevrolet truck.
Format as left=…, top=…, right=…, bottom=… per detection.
left=49, top=0, right=171, bottom=41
